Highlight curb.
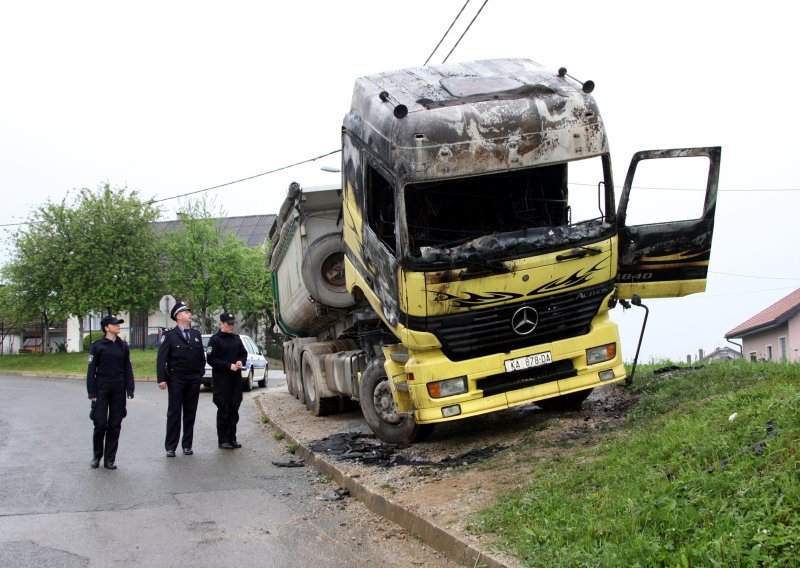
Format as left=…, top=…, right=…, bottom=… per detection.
left=0, top=371, right=158, bottom=382
left=255, top=395, right=511, bottom=568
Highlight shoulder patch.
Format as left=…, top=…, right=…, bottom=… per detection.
left=206, top=346, right=213, bottom=354
left=160, top=335, right=167, bottom=344
left=87, top=354, right=93, bottom=363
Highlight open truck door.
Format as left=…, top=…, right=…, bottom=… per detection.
left=616, top=147, right=721, bottom=299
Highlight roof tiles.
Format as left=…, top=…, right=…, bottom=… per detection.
left=725, top=288, right=800, bottom=338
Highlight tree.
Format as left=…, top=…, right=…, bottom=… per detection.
left=68, top=183, right=163, bottom=317
left=163, top=197, right=272, bottom=335
left=163, top=198, right=223, bottom=332
left=3, top=183, right=163, bottom=351
left=0, top=283, right=32, bottom=354
left=3, top=199, right=75, bottom=352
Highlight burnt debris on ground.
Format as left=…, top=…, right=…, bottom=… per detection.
left=309, top=432, right=506, bottom=468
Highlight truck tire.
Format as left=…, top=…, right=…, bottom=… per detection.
left=291, top=343, right=305, bottom=401
left=536, top=389, right=593, bottom=411
left=243, top=368, right=253, bottom=392
left=359, top=358, right=433, bottom=445
left=284, top=343, right=295, bottom=396
left=301, top=351, right=339, bottom=416
left=301, top=233, right=356, bottom=309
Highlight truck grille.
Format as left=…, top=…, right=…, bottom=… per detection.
left=409, top=282, right=613, bottom=362
left=477, top=359, right=577, bottom=397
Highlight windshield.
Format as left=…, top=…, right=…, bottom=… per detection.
left=403, top=155, right=614, bottom=267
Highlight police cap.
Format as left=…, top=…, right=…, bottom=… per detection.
left=100, top=315, right=124, bottom=329
left=219, top=312, right=235, bottom=324
left=170, top=302, right=191, bottom=321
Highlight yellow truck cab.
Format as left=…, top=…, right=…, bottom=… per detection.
left=272, top=58, right=720, bottom=444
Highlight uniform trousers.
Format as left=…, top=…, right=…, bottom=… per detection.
left=165, top=377, right=201, bottom=451
left=212, top=373, right=243, bottom=445
left=93, top=383, right=126, bottom=463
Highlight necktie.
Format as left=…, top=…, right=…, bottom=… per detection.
left=184, top=329, right=191, bottom=342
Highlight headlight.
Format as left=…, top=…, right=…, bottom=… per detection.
left=587, top=343, right=616, bottom=365
left=427, top=376, right=468, bottom=398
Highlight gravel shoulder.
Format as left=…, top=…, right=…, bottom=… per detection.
left=258, top=382, right=637, bottom=567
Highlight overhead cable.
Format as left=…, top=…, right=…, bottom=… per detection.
left=424, top=0, right=471, bottom=66
left=442, top=0, right=489, bottom=64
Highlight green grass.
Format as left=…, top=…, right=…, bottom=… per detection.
left=472, top=361, right=800, bottom=567
left=0, top=350, right=158, bottom=377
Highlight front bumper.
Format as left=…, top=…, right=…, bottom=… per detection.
left=389, top=318, right=626, bottom=424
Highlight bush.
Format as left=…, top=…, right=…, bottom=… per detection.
left=83, top=331, right=104, bottom=351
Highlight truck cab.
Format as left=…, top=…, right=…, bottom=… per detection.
left=338, top=58, right=720, bottom=443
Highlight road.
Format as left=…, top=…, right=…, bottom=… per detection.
left=0, top=373, right=457, bottom=568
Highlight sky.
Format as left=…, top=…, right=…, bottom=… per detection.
left=1, top=0, right=799, bottom=363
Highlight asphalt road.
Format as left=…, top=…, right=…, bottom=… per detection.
left=0, top=373, right=457, bottom=568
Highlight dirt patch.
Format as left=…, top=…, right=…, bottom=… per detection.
left=259, top=383, right=637, bottom=565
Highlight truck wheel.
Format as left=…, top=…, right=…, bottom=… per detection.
left=292, top=344, right=305, bottom=401
left=284, top=344, right=295, bottom=396
left=243, top=368, right=253, bottom=392
left=359, top=358, right=432, bottom=445
left=536, top=389, right=593, bottom=411
left=301, top=351, right=339, bottom=416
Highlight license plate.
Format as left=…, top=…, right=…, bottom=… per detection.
left=504, top=351, right=553, bottom=372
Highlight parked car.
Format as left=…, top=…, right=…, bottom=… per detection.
left=201, top=334, right=268, bottom=392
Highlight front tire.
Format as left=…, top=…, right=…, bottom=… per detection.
left=243, top=368, right=254, bottom=392
left=359, top=358, right=432, bottom=445
left=258, top=366, right=267, bottom=389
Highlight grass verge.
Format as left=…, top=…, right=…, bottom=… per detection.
left=0, top=350, right=158, bottom=377
left=472, top=361, right=800, bottom=567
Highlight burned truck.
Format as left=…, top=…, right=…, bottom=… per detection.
left=269, top=58, right=720, bottom=444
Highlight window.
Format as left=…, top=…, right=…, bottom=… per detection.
left=403, top=155, right=611, bottom=255
left=749, top=352, right=757, bottom=362
left=779, top=337, right=787, bottom=361
left=365, top=165, right=396, bottom=252
left=766, top=345, right=773, bottom=361
left=83, top=312, right=101, bottom=331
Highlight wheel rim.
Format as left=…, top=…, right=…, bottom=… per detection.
left=372, top=379, right=401, bottom=424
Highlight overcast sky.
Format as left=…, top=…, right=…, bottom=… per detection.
left=2, top=0, right=798, bottom=363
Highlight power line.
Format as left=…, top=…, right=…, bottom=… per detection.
left=148, top=148, right=341, bottom=204
left=710, top=271, right=800, bottom=281
left=0, top=149, right=341, bottom=230
left=442, top=0, right=490, bottom=64
left=424, top=0, right=471, bottom=66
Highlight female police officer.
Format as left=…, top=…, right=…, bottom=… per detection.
left=86, top=315, right=134, bottom=470
left=205, top=312, right=248, bottom=449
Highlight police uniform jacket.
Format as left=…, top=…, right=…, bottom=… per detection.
left=206, top=330, right=248, bottom=379
left=86, top=337, right=134, bottom=398
left=156, top=326, right=206, bottom=383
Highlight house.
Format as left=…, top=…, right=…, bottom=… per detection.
left=699, top=346, right=741, bottom=363
left=64, top=214, right=276, bottom=352
left=725, top=288, right=800, bottom=363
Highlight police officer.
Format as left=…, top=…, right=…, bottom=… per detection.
left=156, top=301, right=206, bottom=457
left=206, top=312, right=248, bottom=449
left=86, top=315, right=134, bottom=470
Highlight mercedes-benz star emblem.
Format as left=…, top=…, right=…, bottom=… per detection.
left=511, top=306, right=539, bottom=336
